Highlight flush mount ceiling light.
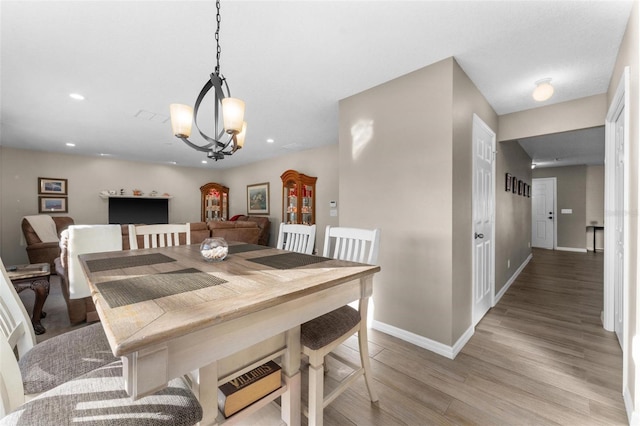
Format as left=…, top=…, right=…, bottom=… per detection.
left=170, top=0, right=246, bottom=162
left=532, top=78, right=554, bottom=102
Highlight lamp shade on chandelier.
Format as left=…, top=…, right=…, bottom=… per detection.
left=170, top=0, right=246, bottom=161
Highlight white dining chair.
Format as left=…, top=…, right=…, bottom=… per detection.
left=0, top=258, right=116, bottom=398
left=301, top=225, right=381, bottom=426
left=128, top=223, right=191, bottom=249
left=0, top=332, right=202, bottom=425
left=276, top=223, right=316, bottom=254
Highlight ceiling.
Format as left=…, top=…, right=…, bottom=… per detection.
left=517, top=126, right=606, bottom=169
left=0, top=1, right=633, bottom=170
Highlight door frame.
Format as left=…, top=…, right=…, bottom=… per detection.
left=603, top=68, right=629, bottom=356
left=471, top=114, right=496, bottom=324
left=531, top=177, right=557, bottom=250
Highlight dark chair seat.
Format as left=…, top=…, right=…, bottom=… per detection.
left=301, top=305, right=360, bottom=350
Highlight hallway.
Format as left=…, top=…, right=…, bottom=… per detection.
left=319, top=248, right=627, bottom=424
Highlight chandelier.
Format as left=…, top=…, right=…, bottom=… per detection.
left=170, top=0, right=246, bottom=161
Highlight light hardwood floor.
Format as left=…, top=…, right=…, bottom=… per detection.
left=30, top=248, right=626, bottom=425
left=306, top=248, right=626, bottom=425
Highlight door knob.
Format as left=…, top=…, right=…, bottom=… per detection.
left=474, top=233, right=484, bottom=239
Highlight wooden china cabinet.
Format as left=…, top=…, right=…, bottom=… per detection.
left=281, top=169, right=317, bottom=225
left=200, top=182, right=229, bottom=221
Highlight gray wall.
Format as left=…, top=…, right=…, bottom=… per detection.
left=585, top=165, right=604, bottom=250
left=338, top=57, right=499, bottom=347
left=221, top=144, right=340, bottom=252
left=608, top=0, right=638, bottom=410
left=0, top=147, right=221, bottom=266
left=0, top=144, right=340, bottom=265
left=533, top=166, right=587, bottom=250
left=495, top=141, right=532, bottom=294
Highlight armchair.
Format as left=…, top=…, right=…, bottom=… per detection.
left=21, top=216, right=74, bottom=271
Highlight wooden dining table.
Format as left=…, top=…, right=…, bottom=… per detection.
left=79, top=242, right=380, bottom=425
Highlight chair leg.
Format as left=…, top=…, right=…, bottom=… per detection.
left=308, top=361, right=325, bottom=426
left=358, top=323, right=379, bottom=403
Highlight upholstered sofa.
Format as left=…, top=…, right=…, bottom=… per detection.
left=233, top=215, right=271, bottom=246
left=54, top=220, right=270, bottom=324
left=21, top=216, right=74, bottom=271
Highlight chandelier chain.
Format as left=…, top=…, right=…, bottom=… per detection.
left=215, top=0, right=222, bottom=75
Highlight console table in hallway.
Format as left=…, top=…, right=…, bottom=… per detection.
left=586, top=225, right=604, bottom=252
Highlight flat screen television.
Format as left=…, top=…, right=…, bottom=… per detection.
left=108, top=197, right=169, bottom=224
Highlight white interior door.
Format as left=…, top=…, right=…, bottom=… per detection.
left=613, top=99, right=625, bottom=347
left=531, top=178, right=555, bottom=249
left=472, top=115, right=495, bottom=326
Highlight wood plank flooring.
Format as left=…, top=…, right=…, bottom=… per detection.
left=304, top=248, right=626, bottom=425
left=31, top=248, right=627, bottom=425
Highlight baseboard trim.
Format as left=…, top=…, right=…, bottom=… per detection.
left=556, top=246, right=588, bottom=253
left=371, top=320, right=474, bottom=360
left=494, top=253, right=532, bottom=305
left=624, top=386, right=637, bottom=425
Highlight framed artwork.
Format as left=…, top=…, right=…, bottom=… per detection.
left=526, top=184, right=531, bottom=198
left=518, top=180, right=523, bottom=195
left=38, top=196, right=68, bottom=213
left=247, top=182, right=270, bottom=215
left=38, top=177, right=67, bottom=195
left=505, top=173, right=512, bottom=192
left=511, top=176, right=517, bottom=194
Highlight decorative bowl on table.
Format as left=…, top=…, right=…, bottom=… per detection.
left=200, top=237, right=228, bottom=262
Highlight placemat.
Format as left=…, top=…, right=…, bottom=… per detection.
left=248, top=252, right=330, bottom=270
left=85, top=253, right=176, bottom=272
left=96, top=268, right=227, bottom=308
left=227, top=244, right=271, bottom=255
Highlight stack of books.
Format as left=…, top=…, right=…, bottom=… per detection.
left=218, top=360, right=282, bottom=418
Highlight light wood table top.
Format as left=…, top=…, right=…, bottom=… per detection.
left=80, top=243, right=379, bottom=358
left=79, top=242, right=380, bottom=425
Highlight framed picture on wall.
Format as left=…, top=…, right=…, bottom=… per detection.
left=511, top=176, right=517, bottom=193
left=505, top=173, right=512, bottom=192
left=247, top=182, right=270, bottom=215
left=527, top=184, right=531, bottom=197
left=518, top=180, right=523, bottom=195
left=38, top=196, right=68, bottom=213
left=38, top=177, right=67, bottom=195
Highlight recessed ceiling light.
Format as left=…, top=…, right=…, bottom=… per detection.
left=65, top=142, right=75, bottom=147
left=202, top=160, right=207, bottom=164
left=100, top=153, right=112, bottom=157
left=69, top=93, right=85, bottom=101
left=169, top=161, right=177, bottom=165
left=266, top=138, right=275, bottom=144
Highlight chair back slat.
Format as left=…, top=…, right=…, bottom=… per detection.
left=129, top=224, right=191, bottom=250
left=0, top=332, right=25, bottom=417
left=277, top=223, right=316, bottom=255
left=323, top=226, right=380, bottom=265
left=0, top=259, right=36, bottom=360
